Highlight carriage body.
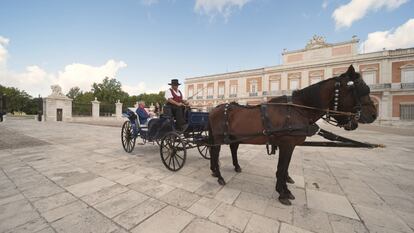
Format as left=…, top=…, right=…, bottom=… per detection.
left=121, top=108, right=210, bottom=171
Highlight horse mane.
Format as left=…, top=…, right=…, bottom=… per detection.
left=268, top=77, right=334, bottom=108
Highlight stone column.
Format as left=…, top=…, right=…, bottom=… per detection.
left=115, top=100, right=123, bottom=119
left=91, top=97, right=100, bottom=118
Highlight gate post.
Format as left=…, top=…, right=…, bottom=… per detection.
left=91, top=97, right=100, bottom=118
left=115, top=100, right=122, bottom=119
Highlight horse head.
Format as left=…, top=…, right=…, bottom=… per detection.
left=332, top=65, right=377, bottom=130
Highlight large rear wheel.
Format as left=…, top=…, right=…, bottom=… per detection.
left=121, top=121, right=136, bottom=153
left=160, top=132, right=187, bottom=171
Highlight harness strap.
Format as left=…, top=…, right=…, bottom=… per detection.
left=223, top=103, right=231, bottom=144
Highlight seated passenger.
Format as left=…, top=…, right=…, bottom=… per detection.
left=136, top=101, right=150, bottom=125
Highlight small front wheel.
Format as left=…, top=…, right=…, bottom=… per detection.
left=160, top=132, right=187, bottom=171
left=121, top=121, right=136, bottom=153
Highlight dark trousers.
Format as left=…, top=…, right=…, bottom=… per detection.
left=169, top=104, right=185, bottom=130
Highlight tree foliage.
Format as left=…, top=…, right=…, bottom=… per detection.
left=0, top=85, right=40, bottom=114
left=66, top=86, right=82, bottom=99
left=1, top=77, right=168, bottom=115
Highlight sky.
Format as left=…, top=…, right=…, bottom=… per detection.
left=0, top=0, right=413, bottom=97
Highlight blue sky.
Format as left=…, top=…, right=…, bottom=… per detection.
left=0, top=0, right=413, bottom=96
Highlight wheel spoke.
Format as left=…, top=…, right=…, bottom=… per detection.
left=174, top=155, right=181, bottom=168
left=172, top=155, right=176, bottom=170
left=175, top=152, right=184, bottom=162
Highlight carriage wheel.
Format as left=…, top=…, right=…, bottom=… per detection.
left=197, top=130, right=210, bottom=160
left=197, top=144, right=210, bottom=160
left=160, top=132, right=187, bottom=171
left=121, top=121, right=136, bottom=153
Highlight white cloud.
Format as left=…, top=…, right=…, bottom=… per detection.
left=332, top=0, right=408, bottom=29
left=194, top=0, right=252, bottom=20
left=361, top=18, right=414, bottom=53
left=56, top=60, right=127, bottom=94
left=0, top=36, right=10, bottom=68
left=322, top=0, right=329, bottom=9
left=123, top=83, right=169, bottom=96
left=0, top=36, right=128, bottom=97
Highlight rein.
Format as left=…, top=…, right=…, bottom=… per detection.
left=211, top=76, right=369, bottom=145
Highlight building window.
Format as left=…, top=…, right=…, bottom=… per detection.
left=270, top=80, right=280, bottom=91
left=402, top=68, right=414, bottom=83
left=310, top=76, right=322, bottom=85
left=230, top=85, right=237, bottom=97
left=250, top=80, right=258, bottom=93
left=362, top=71, right=376, bottom=85
left=289, top=79, right=300, bottom=90
left=218, top=86, right=225, bottom=96
left=197, top=86, right=203, bottom=99
left=207, top=86, right=214, bottom=99
left=400, top=104, right=414, bottom=120
left=188, top=88, right=193, bottom=98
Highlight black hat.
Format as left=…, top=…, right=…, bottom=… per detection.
left=168, top=79, right=181, bottom=86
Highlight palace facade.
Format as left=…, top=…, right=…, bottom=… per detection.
left=184, top=36, right=414, bottom=122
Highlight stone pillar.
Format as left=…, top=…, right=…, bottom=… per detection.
left=115, top=100, right=123, bottom=119
left=91, top=97, right=100, bottom=118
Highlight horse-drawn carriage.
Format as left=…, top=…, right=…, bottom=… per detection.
left=120, top=65, right=382, bottom=206
left=121, top=107, right=210, bottom=171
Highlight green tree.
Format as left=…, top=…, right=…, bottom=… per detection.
left=66, top=86, right=82, bottom=99
left=0, top=85, right=32, bottom=114
left=137, top=91, right=165, bottom=107
left=92, top=77, right=128, bottom=104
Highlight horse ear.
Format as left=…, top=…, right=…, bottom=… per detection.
left=346, top=65, right=357, bottom=79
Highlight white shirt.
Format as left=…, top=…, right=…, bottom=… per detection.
left=165, top=88, right=182, bottom=100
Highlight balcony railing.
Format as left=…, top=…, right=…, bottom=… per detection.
left=229, top=94, right=237, bottom=98
left=218, top=95, right=224, bottom=99
left=368, top=83, right=391, bottom=90
left=188, top=96, right=193, bottom=100
left=262, top=91, right=268, bottom=96
left=401, top=83, right=414, bottom=89
left=207, top=95, right=214, bottom=99
left=249, top=92, right=258, bottom=97
left=196, top=96, right=203, bottom=100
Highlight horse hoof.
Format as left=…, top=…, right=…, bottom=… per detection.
left=278, top=197, right=291, bottom=206
left=287, top=192, right=295, bottom=200
left=218, top=178, right=226, bottom=186
left=234, top=167, right=242, bottom=173
left=286, top=176, right=295, bottom=184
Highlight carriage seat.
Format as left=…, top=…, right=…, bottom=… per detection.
left=126, top=107, right=149, bottom=129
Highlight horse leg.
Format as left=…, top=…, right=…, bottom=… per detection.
left=273, top=144, right=293, bottom=183
left=276, top=144, right=295, bottom=205
left=230, top=143, right=241, bottom=173
left=210, top=145, right=225, bottom=185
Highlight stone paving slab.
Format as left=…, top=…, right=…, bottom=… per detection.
left=112, top=198, right=167, bottom=230
left=306, top=189, right=359, bottom=220
left=1, top=119, right=414, bottom=233
left=209, top=203, right=252, bottom=232
left=130, top=205, right=194, bottom=233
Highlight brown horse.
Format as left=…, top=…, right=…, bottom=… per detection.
left=207, top=65, right=377, bottom=205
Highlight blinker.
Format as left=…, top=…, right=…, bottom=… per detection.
left=347, top=81, right=354, bottom=86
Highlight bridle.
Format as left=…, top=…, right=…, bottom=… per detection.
left=323, top=76, right=370, bottom=128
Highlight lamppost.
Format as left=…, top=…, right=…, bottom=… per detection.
left=0, top=92, right=3, bottom=122
left=37, top=94, right=42, bottom=121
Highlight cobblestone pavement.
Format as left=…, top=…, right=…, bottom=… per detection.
left=1, top=119, right=413, bottom=233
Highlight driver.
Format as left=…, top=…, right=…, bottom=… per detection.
left=165, top=79, right=189, bottom=131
